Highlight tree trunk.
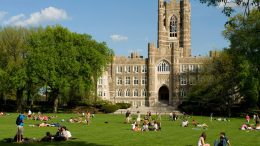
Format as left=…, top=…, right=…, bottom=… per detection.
left=0, top=92, right=4, bottom=110
left=53, top=97, right=59, bottom=113
left=0, top=92, right=3, bottom=106
left=16, top=88, right=24, bottom=112
left=51, top=89, right=59, bottom=113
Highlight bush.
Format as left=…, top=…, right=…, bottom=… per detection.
left=93, top=100, right=119, bottom=113
left=116, top=103, right=131, bottom=109
left=100, top=103, right=119, bottom=113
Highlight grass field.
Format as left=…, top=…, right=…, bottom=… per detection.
left=0, top=113, right=259, bottom=146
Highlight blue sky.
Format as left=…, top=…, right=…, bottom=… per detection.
left=0, top=0, right=229, bottom=57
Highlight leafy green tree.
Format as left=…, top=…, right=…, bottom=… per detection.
left=199, top=0, right=260, bottom=17
left=27, top=25, right=113, bottom=112
left=0, top=27, right=31, bottom=112
left=224, top=9, right=260, bottom=108
left=185, top=9, right=260, bottom=115
left=186, top=51, right=244, bottom=115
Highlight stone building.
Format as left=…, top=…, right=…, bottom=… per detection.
left=97, top=0, right=213, bottom=108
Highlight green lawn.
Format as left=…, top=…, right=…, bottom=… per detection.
left=0, top=113, right=259, bottom=146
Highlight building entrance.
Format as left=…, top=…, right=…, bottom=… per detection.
left=158, top=86, right=169, bottom=104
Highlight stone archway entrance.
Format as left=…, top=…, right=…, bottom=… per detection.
left=158, top=86, right=169, bottom=104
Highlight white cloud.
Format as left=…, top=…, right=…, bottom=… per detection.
left=218, top=1, right=238, bottom=8
left=217, top=0, right=253, bottom=8
left=0, top=11, right=8, bottom=21
left=110, top=34, right=128, bottom=42
left=4, top=7, right=69, bottom=26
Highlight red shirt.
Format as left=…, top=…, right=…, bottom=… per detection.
left=246, top=115, right=250, bottom=120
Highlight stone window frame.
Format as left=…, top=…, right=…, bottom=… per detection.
left=116, top=66, right=123, bottom=73
left=98, top=88, right=103, bottom=97
left=125, top=76, right=130, bottom=85
left=157, top=60, right=170, bottom=72
left=180, top=88, right=186, bottom=97
left=180, top=75, right=187, bottom=85
left=116, top=89, right=123, bottom=97
left=125, top=89, right=130, bottom=97
left=141, top=65, right=147, bottom=73
left=142, top=76, right=147, bottom=85
left=133, top=89, right=138, bottom=97
left=180, top=64, right=188, bottom=73
left=170, top=15, right=177, bottom=38
left=98, top=77, right=103, bottom=85
left=125, top=66, right=131, bottom=73
left=116, top=77, right=123, bottom=85
left=142, top=89, right=147, bottom=97
left=133, top=76, right=139, bottom=85
left=133, top=65, right=139, bottom=73
left=189, top=64, right=198, bottom=72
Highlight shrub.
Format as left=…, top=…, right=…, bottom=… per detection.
left=116, top=103, right=131, bottom=109
left=100, top=103, right=119, bottom=113
left=93, top=100, right=119, bottom=113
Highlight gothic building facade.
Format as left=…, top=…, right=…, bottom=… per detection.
left=97, top=0, right=213, bottom=108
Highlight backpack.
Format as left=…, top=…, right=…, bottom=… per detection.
left=16, top=115, right=22, bottom=125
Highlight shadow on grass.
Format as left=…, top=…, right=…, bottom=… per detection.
left=0, top=140, right=113, bottom=146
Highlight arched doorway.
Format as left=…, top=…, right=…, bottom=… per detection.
left=158, top=86, right=169, bottom=104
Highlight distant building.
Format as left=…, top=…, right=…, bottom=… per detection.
left=97, top=0, right=215, bottom=108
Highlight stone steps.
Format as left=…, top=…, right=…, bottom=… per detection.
left=113, top=106, right=182, bottom=115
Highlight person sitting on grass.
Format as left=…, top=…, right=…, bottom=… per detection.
left=142, top=121, right=149, bottom=131
left=54, top=126, right=70, bottom=141
left=192, top=119, right=199, bottom=127
left=131, top=122, right=136, bottom=130
left=182, top=119, right=189, bottom=127
left=255, top=123, right=260, bottom=130
left=198, top=132, right=210, bottom=146
left=214, top=132, right=231, bottom=146
left=133, top=124, right=141, bottom=132
left=240, top=123, right=254, bottom=130
left=41, top=132, right=53, bottom=142
left=153, top=121, right=159, bottom=131
left=63, top=127, right=72, bottom=140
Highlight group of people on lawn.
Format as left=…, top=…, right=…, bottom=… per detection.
left=240, top=113, right=260, bottom=130
left=13, top=109, right=259, bottom=145
left=126, top=110, right=161, bottom=132
left=15, top=111, right=72, bottom=143
left=198, top=132, right=231, bottom=146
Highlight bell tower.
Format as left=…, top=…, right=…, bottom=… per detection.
left=157, top=0, right=191, bottom=57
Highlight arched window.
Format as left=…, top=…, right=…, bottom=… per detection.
left=142, top=89, right=147, bottom=97
left=117, top=89, right=122, bottom=97
left=157, top=60, right=170, bottom=72
left=125, top=89, right=130, bottom=97
left=133, top=89, right=138, bottom=97
left=170, top=15, right=177, bottom=37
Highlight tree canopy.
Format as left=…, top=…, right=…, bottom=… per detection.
left=0, top=25, right=114, bottom=112
left=199, top=0, right=260, bottom=17
left=182, top=9, right=260, bottom=115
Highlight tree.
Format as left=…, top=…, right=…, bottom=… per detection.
left=184, top=9, right=260, bottom=115
left=0, top=27, right=31, bottom=112
left=27, top=25, right=113, bottom=112
left=199, top=0, right=260, bottom=17
left=185, top=51, right=245, bottom=115
left=224, top=9, right=260, bottom=108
